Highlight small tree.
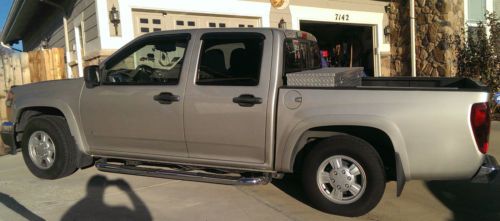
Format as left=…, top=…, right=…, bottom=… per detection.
left=457, top=12, right=500, bottom=104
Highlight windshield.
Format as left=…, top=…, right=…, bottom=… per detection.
left=284, top=38, right=321, bottom=73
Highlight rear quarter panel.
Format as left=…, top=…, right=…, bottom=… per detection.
left=276, top=88, right=489, bottom=180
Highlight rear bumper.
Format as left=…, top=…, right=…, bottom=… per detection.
left=471, top=155, right=499, bottom=183
left=1, top=122, right=17, bottom=155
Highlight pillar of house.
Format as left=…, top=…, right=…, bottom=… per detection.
left=388, top=0, right=464, bottom=77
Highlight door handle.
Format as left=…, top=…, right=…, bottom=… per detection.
left=232, top=94, right=262, bottom=107
left=154, top=92, right=180, bottom=104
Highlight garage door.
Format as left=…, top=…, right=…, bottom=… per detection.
left=133, top=11, right=261, bottom=36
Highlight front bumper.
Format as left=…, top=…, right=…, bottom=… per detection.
left=471, top=155, right=499, bottom=183
left=1, top=122, right=17, bottom=155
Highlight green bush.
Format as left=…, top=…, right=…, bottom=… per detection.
left=456, top=12, right=499, bottom=102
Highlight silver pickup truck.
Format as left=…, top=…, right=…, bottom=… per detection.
left=1, top=28, right=497, bottom=216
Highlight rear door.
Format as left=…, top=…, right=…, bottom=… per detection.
left=184, top=31, right=273, bottom=164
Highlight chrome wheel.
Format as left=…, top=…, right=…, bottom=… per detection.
left=316, top=155, right=367, bottom=204
left=28, top=131, right=56, bottom=169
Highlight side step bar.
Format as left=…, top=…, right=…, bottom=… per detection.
left=95, top=160, right=271, bottom=185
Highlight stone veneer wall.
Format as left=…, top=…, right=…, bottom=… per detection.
left=387, top=0, right=464, bottom=76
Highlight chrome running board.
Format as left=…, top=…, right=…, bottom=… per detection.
left=95, top=160, right=271, bottom=185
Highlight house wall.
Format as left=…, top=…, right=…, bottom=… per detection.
left=23, top=0, right=100, bottom=68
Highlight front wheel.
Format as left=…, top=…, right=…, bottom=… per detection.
left=22, top=115, right=78, bottom=179
left=301, top=135, right=386, bottom=217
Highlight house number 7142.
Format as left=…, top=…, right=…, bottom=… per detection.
left=335, top=14, right=350, bottom=21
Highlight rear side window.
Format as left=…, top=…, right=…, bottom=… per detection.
left=284, top=38, right=321, bottom=73
left=197, top=33, right=264, bottom=86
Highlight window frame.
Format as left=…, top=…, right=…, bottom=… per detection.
left=101, top=33, right=191, bottom=86
left=195, top=32, right=266, bottom=87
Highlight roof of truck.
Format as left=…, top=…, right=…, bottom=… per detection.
left=138, top=28, right=317, bottom=42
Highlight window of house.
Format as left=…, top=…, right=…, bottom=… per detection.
left=140, top=18, right=149, bottom=24
left=209, top=22, right=216, bottom=28
left=495, top=0, right=500, bottom=17
left=188, top=21, right=196, bottom=26
left=141, top=27, right=150, bottom=33
left=103, top=36, right=189, bottom=85
left=176, top=20, right=184, bottom=26
left=219, top=23, right=226, bottom=28
left=152, top=19, right=161, bottom=24
left=468, top=0, right=487, bottom=23
left=197, top=33, right=264, bottom=86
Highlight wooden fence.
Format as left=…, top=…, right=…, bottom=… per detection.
left=0, top=48, right=66, bottom=126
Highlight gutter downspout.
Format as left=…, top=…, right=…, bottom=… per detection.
left=410, top=0, right=417, bottom=77
left=1, top=0, right=25, bottom=45
left=39, top=0, right=73, bottom=78
left=0, top=42, right=22, bottom=52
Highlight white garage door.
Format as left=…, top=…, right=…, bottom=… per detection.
left=133, top=11, right=261, bottom=36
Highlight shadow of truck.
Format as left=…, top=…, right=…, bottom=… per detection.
left=426, top=178, right=500, bottom=221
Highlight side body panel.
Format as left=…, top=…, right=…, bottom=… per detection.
left=276, top=88, right=489, bottom=180
left=181, top=29, right=280, bottom=170
left=79, top=33, right=195, bottom=158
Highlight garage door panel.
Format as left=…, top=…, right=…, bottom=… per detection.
left=133, top=11, right=165, bottom=36
left=133, top=10, right=261, bottom=37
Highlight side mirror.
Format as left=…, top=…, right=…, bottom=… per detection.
left=84, top=65, right=100, bottom=88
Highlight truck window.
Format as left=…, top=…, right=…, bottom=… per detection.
left=103, top=37, right=188, bottom=85
left=197, top=33, right=264, bottom=86
left=284, top=38, right=321, bottom=74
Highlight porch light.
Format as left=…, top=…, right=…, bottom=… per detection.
left=384, top=4, right=393, bottom=13
left=278, top=18, right=287, bottom=29
left=384, top=26, right=391, bottom=36
left=109, top=5, right=121, bottom=35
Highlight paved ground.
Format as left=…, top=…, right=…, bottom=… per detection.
left=0, top=122, right=499, bottom=221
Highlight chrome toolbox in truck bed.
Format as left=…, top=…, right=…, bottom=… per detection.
left=286, top=67, right=364, bottom=87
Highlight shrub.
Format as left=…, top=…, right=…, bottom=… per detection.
left=456, top=12, right=500, bottom=107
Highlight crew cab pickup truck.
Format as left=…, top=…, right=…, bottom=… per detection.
left=1, top=28, right=497, bottom=216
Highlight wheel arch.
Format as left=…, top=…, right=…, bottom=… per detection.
left=14, top=104, right=92, bottom=168
left=279, top=115, right=410, bottom=182
left=291, top=127, right=397, bottom=180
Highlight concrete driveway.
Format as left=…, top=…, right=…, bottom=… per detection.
left=1, top=122, right=499, bottom=221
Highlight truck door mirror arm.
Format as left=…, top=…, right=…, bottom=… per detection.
left=84, top=65, right=100, bottom=88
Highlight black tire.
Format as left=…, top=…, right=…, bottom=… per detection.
left=22, top=115, right=78, bottom=179
left=301, top=135, right=386, bottom=217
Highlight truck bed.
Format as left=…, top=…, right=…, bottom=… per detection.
left=284, top=76, right=488, bottom=92
left=361, top=77, right=488, bottom=91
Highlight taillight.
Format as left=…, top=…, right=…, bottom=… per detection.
left=470, top=102, right=491, bottom=154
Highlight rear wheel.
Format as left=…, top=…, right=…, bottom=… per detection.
left=301, top=135, right=386, bottom=217
left=22, top=115, right=78, bottom=179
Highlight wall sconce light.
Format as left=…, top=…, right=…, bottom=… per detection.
left=384, top=26, right=391, bottom=36
left=109, top=5, right=121, bottom=36
left=384, top=4, right=393, bottom=13
left=278, top=18, right=287, bottom=29
left=41, top=38, right=49, bottom=49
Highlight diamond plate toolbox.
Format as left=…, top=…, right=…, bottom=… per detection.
left=286, top=67, right=364, bottom=87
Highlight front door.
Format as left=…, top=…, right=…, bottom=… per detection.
left=184, top=31, right=272, bottom=164
left=80, top=34, right=192, bottom=158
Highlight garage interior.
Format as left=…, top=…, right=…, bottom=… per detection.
left=300, top=21, right=375, bottom=76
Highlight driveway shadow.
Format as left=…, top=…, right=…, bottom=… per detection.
left=271, top=173, right=310, bottom=205
left=61, top=175, right=152, bottom=221
left=426, top=178, right=500, bottom=221
left=0, top=192, right=45, bottom=221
